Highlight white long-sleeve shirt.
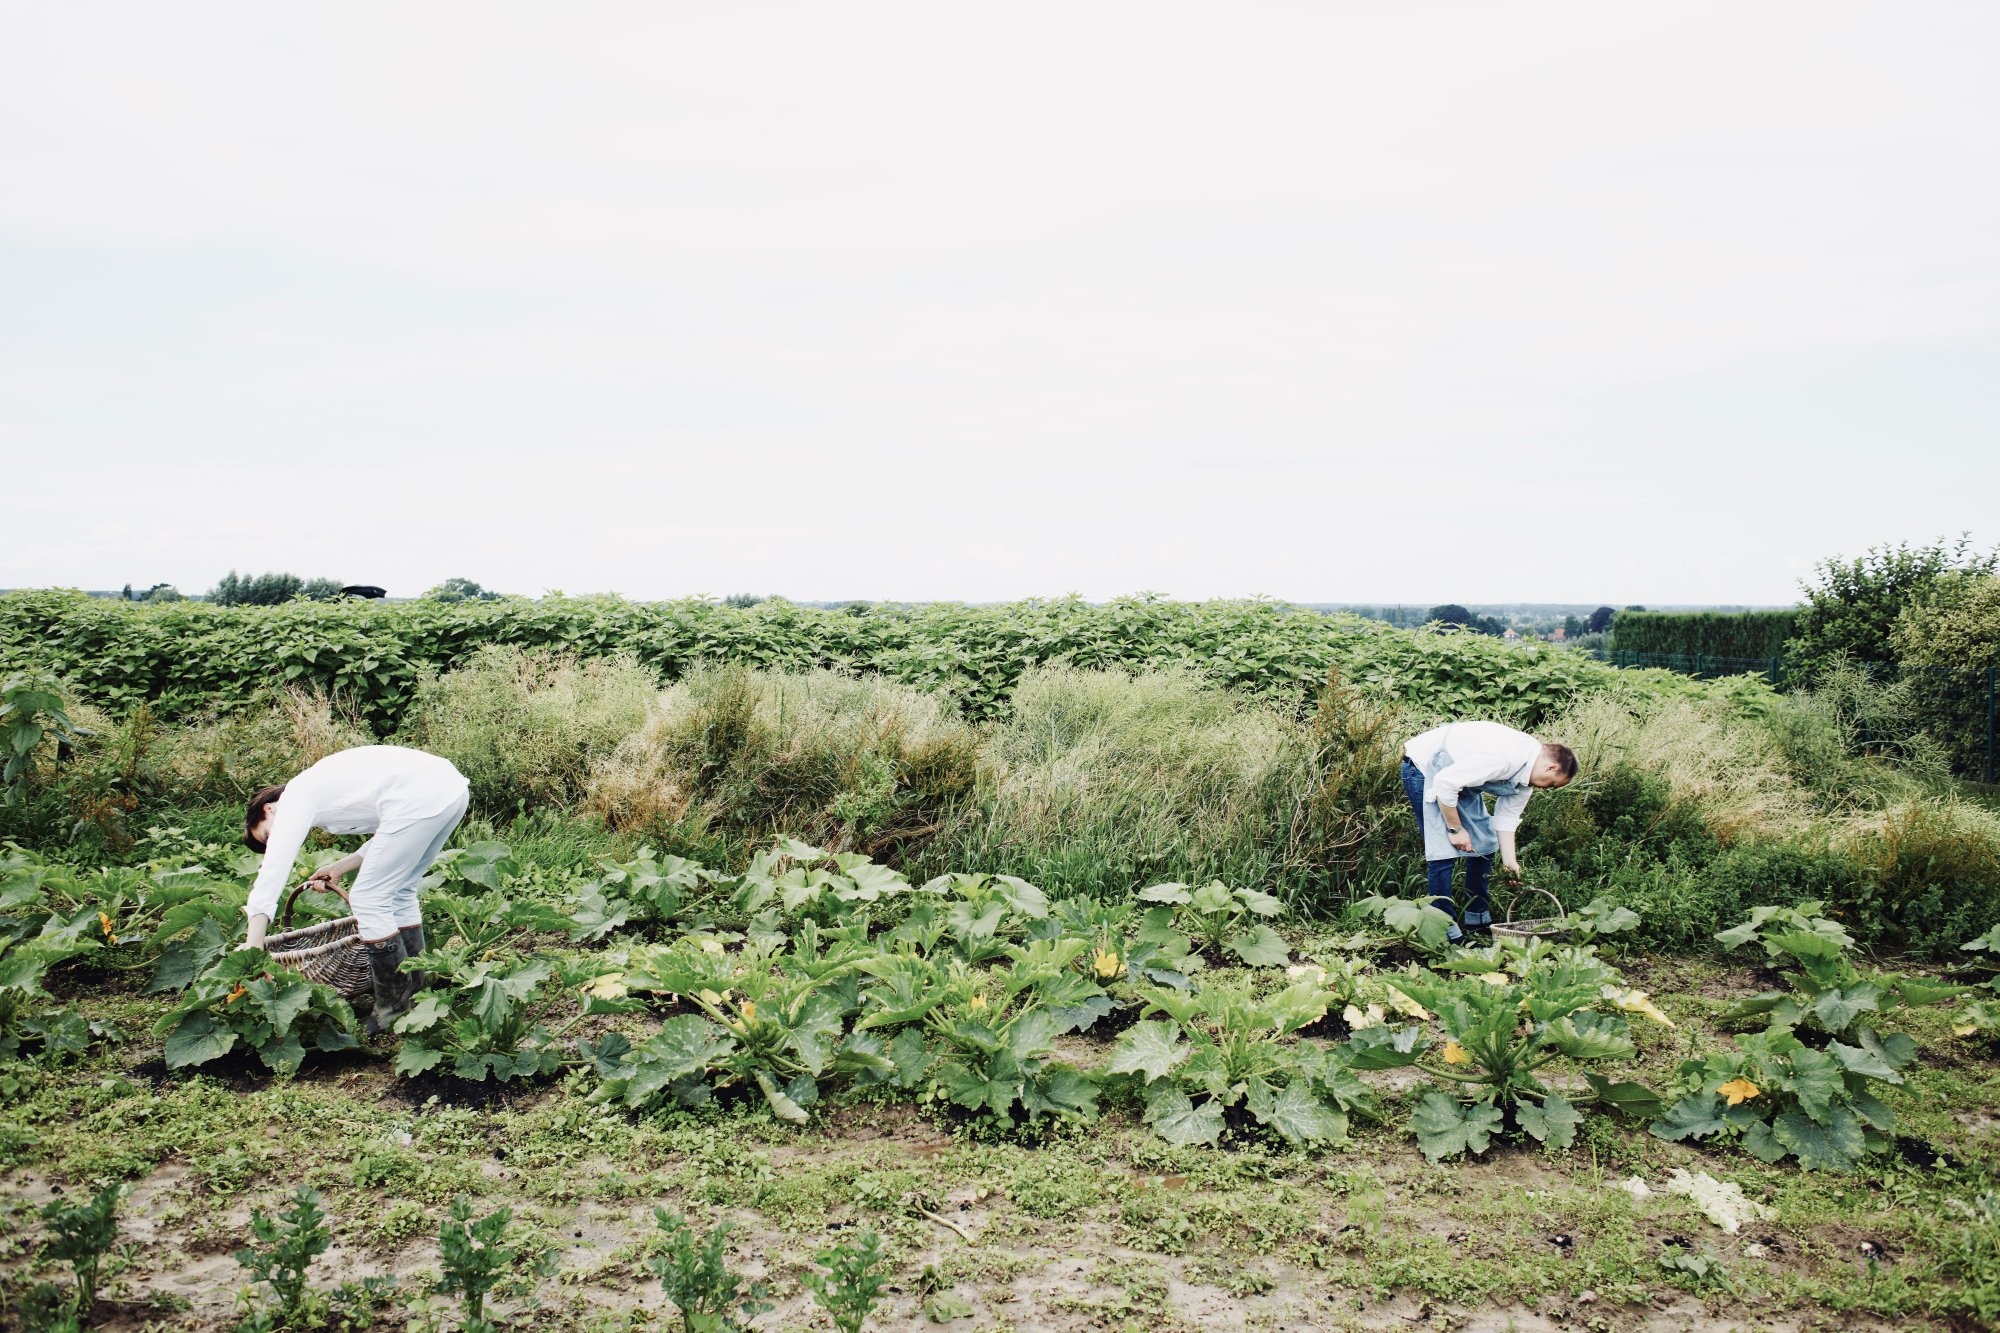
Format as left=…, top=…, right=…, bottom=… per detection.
left=246, top=746, right=469, bottom=923
left=1405, top=721, right=1542, bottom=833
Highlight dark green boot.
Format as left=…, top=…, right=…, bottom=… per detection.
left=397, top=923, right=430, bottom=993
left=363, top=935, right=415, bottom=1037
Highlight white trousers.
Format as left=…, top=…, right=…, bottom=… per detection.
left=349, top=789, right=469, bottom=940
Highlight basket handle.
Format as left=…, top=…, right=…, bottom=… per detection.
left=279, top=878, right=351, bottom=931
left=1503, top=885, right=1566, bottom=925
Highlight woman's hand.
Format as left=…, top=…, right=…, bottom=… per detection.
left=1447, top=828, right=1474, bottom=854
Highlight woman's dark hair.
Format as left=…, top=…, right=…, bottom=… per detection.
left=1544, top=743, right=1579, bottom=781
left=244, top=784, right=287, bottom=853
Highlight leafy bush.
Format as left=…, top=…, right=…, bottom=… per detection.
left=400, top=645, right=655, bottom=814
left=1789, top=536, right=1997, bottom=680
left=1890, top=572, right=2000, bottom=776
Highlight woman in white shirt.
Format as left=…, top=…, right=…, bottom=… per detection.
left=242, top=745, right=471, bottom=1033
left=1401, top=721, right=1576, bottom=942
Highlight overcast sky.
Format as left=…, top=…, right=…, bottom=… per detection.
left=3, top=3, right=1996, bottom=605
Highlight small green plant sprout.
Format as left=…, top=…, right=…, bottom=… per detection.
left=1, top=676, right=89, bottom=806
left=35, top=1181, right=124, bottom=1324
left=437, top=1196, right=515, bottom=1333
left=1658, top=1245, right=1733, bottom=1294
left=648, top=1208, right=771, bottom=1333
left=1136, top=880, right=1288, bottom=967
left=234, top=1185, right=332, bottom=1332
left=806, top=1228, right=889, bottom=1333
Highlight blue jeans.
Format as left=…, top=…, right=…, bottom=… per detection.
left=1401, top=758, right=1491, bottom=926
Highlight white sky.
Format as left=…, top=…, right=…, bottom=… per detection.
left=3, top=2, right=1997, bottom=605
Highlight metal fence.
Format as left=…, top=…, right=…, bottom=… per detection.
left=1583, top=649, right=1997, bottom=785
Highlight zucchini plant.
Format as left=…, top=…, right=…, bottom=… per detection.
left=586, top=934, right=884, bottom=1121
left=393, top=943, right=567, bottom=1082
left=1392, top=943, right=1665, bottom=1159
left=1135, top=880, right=1288, bottom=968
left=154, top=950, right=359, bottom=1076
left=1111, top=978, right=1385, bottom=1147
left=1652, top=901, right=1962, bottom=1169
left=570, top=847, right=721, bottom=942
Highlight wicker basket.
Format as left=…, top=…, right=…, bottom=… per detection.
left=1489, top=886, right=1570, bottom=944
left=267, top=881, right=373, bottom=1000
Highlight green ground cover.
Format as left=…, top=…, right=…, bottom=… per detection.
left=3, top=820, right=1998, bottom=1332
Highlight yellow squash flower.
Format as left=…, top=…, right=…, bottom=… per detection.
left=98, top=911, right=116, bottom=937
left=226, top=984, right=247, bottom=1005
left=1093, top=946, right=1121, bottom=980
left=969, top=993, right=988, bottom=1013
left=1442, top=1040, right=1470, bottom=1066
left=1718, top=1077, right=1760, bottom=1106
left=738, top=999, right=757, bottom=1023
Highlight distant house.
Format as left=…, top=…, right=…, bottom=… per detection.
left=1502, top=628, right=1519, bottom=641
left=1551, top=626, right=1566, bottom=641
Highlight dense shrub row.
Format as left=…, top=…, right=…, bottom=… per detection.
left=1608, top=609, right=1797, bottom=661
left=0, top=590, right=1744, bottom=732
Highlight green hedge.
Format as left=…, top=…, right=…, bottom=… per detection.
left=0, top=590, right=1742, bottom=732
left=1608, top=609, right=1797, bottom=660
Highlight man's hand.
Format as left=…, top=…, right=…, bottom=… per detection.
left=306, top=868, right=342, bottom=892
left=1447, top=828, right=1474, bottom=854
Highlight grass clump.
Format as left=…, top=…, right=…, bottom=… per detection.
left=400, top=645, right=655, bottom=815
left=586, top=665, right=982, bottom=861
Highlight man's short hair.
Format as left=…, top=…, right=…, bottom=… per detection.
left=244, top=784, right=286, bottom=853
left=1542, top=743, right=1578, bottom=781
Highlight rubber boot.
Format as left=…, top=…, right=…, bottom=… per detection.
left=397, top=923, right=430, bottom=993
left=363, top=934, right=415, bottom=1037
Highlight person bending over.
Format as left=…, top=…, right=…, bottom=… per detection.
left=242, top=745, right=471, bottom=1033
left=1400, top=721, right=1576, bottom=942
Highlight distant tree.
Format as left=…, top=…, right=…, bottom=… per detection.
left=723, top=593, right=767, bottom=609
left=423, top=577, right=503, bottom=604
left=1562, top=614, right=1584, bottom=638
left=207, top=570, right=337, bottom=606
left=120, top=583, right=133, bottom=601
left=1427, top=604, right=1474, bottom=628
left=142, top=583, right=182, bottom=603
left=1585, top=606, right=1616, bottom=635
left=1791, top=536, right=1999, bottom=679
left=1624, top=604, right=1647, bottom=612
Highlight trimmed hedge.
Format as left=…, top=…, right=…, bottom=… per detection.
left=1608, top=609, right=1797, bottom=661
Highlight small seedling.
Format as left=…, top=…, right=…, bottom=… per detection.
left=437, top=1195, right=515, bottom=1332
left=234, top=1185, right=332, bottom=1332
left=806, top=1228, right=888, bottom=1333
left=37, top=1182, right=123, bottom=1321
left=649, top=1208, right=771, bottom=1333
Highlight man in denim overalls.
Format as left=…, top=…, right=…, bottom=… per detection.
left=1400, top=721, right=1578, bottom=942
